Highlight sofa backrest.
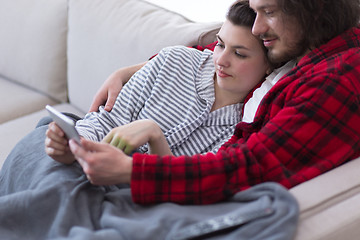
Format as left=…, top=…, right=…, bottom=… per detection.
left=0, top=0, right=68, bottom=103
left=67, top=0, right=222, bottom=112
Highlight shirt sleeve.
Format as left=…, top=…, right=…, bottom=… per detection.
left=131, top=52, right=360, bottom=205
left=148, top=41, right=217, bottom=60
left=76, top=49, right=169, bottom=141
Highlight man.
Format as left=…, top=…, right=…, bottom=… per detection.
left=70, top=0, right=360, bottom=205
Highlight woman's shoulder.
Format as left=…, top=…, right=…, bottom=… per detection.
left=160, top=45, right=212, bottom=59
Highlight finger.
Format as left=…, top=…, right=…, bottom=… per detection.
left=45, top=133, right=67, bottom=147
left=45, top=136, right=68, bottom=151
left=49, top=122, right=65, bottom=136
left=104, top=91, right=119, bottom=112
left=45, top=146, right=67, bottom=156
left=86, top=174, right=92, bottom=182
left=69, top=140, right=90, bottom=171
left=45, top=128, right=68, bottom=149
left=80, top=138, right=109, bottom=152
left=103, top=132, right=115, bottom=144
left=109, top=136, right=120, bottom=147
left=123, top=145, right=135, bottom=155
left=88, top=93, right=106, bottom=113
left=116, top=139, right=128, bottom=151
left=69, top=139, right=84, bottom=156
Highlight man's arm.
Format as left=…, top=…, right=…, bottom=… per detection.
left=89, top=42, right=218, bottom=113
left=130, top=66, right=360, bottom=205
left=88, top=61, right=147, bottom=112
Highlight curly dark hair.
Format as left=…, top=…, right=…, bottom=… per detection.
left=277, top=0, right=360, bottom=48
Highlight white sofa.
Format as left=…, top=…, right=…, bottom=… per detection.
left=0, top=0, right=359, bottom=239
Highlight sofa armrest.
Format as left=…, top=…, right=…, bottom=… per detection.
left=291, top=157, right=360, bottom=240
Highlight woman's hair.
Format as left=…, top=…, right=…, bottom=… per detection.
left=226, top=0, right=255, bottom=28
left=278, top=0, right=360, bottom=48
left=226, top=0, right=270, bottom=67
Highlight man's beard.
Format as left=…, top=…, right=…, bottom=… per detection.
left=264, top=35, right=308, bottom=66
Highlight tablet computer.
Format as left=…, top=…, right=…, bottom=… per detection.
left=46, top=105, right=81, bottom=144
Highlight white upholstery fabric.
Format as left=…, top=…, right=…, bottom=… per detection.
left=0, top=103, right=84, bottom=166
left=291, top=157, right=360, bottom=240
left=67, top=0, right=222, bottom=112
left=0, top=0, right=68, bottom=102
left=0, top=77, right=57, bottom=124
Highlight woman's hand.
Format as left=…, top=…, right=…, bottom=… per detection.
left=45, top=122, right=76, bottom=164
left=69, top=139, right=133, bottom=185
left=102, top=120, right=172, bottom=156
left=88, top=62, right=147, bottom=112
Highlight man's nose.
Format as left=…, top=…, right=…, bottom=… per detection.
left=252, top=14, right=267, bottom=36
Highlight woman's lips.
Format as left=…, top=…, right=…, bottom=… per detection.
left=217, top=70, right=231, bottom=78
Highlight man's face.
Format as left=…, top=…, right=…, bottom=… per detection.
left=249, top=0, right=307, bottom=64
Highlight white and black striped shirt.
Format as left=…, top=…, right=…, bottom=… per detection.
left=76, top=46, right=242, bottom=156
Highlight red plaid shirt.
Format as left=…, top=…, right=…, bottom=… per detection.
left=132, top=27, right=360, bottom=205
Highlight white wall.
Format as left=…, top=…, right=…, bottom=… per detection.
left=145, top=0, right=235, bottom=23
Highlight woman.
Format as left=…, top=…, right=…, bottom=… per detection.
left=45, top=1, right=271, bottom=163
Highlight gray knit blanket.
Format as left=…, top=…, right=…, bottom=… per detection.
left=0, top=125, right=299, bottom=240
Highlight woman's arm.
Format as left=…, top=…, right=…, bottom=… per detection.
left=77, top=60, right=155, bottom=142
left=88, top=42, right=218, bottom=113
left=88, top=61, right=147, bottom=112
left=102, top=120, right=173, bottom=156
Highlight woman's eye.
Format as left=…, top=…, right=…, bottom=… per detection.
left=235, top=52, right=247, bottom=58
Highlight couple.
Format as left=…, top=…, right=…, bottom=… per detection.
left=4, top=0, right=360, bottom=206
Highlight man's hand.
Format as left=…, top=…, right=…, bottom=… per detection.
left=88, top=62, right=147, bottom=112
left=69, top=139, right=133, bottom=185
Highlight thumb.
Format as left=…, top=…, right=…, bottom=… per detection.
left=69, top=139, right=87, bottom=157
left=80, top=138, right=113, bottom=153
left=69, top=139, right=90, bottom=171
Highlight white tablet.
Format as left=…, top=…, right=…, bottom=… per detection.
left=45, top=105, right=81, bottom=144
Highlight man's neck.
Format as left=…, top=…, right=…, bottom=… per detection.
left=272, top=48, right=312, bottom=69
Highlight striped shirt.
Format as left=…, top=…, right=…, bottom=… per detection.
left=76, top=46, right=242, bottom=156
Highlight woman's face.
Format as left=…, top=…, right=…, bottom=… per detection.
left=213, top=20, right=270, bottom=101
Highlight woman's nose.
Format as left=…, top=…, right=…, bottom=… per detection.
left=216, top=51, right=230, bottom=68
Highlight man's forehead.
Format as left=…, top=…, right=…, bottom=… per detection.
left=249, top=0, right=278, bottom=9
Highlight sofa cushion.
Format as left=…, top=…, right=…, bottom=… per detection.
left=0, top=103, right=85, bottom=167
left=291, top=157, right=360, bottom=240
left=67, top=0, right=222, bottom=112
left=0, top=0, right=68, bottom=102
left=0, top=77, right=57, bottom=124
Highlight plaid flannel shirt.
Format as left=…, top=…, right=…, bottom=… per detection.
left=132, top=27, right=360, bottom=205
